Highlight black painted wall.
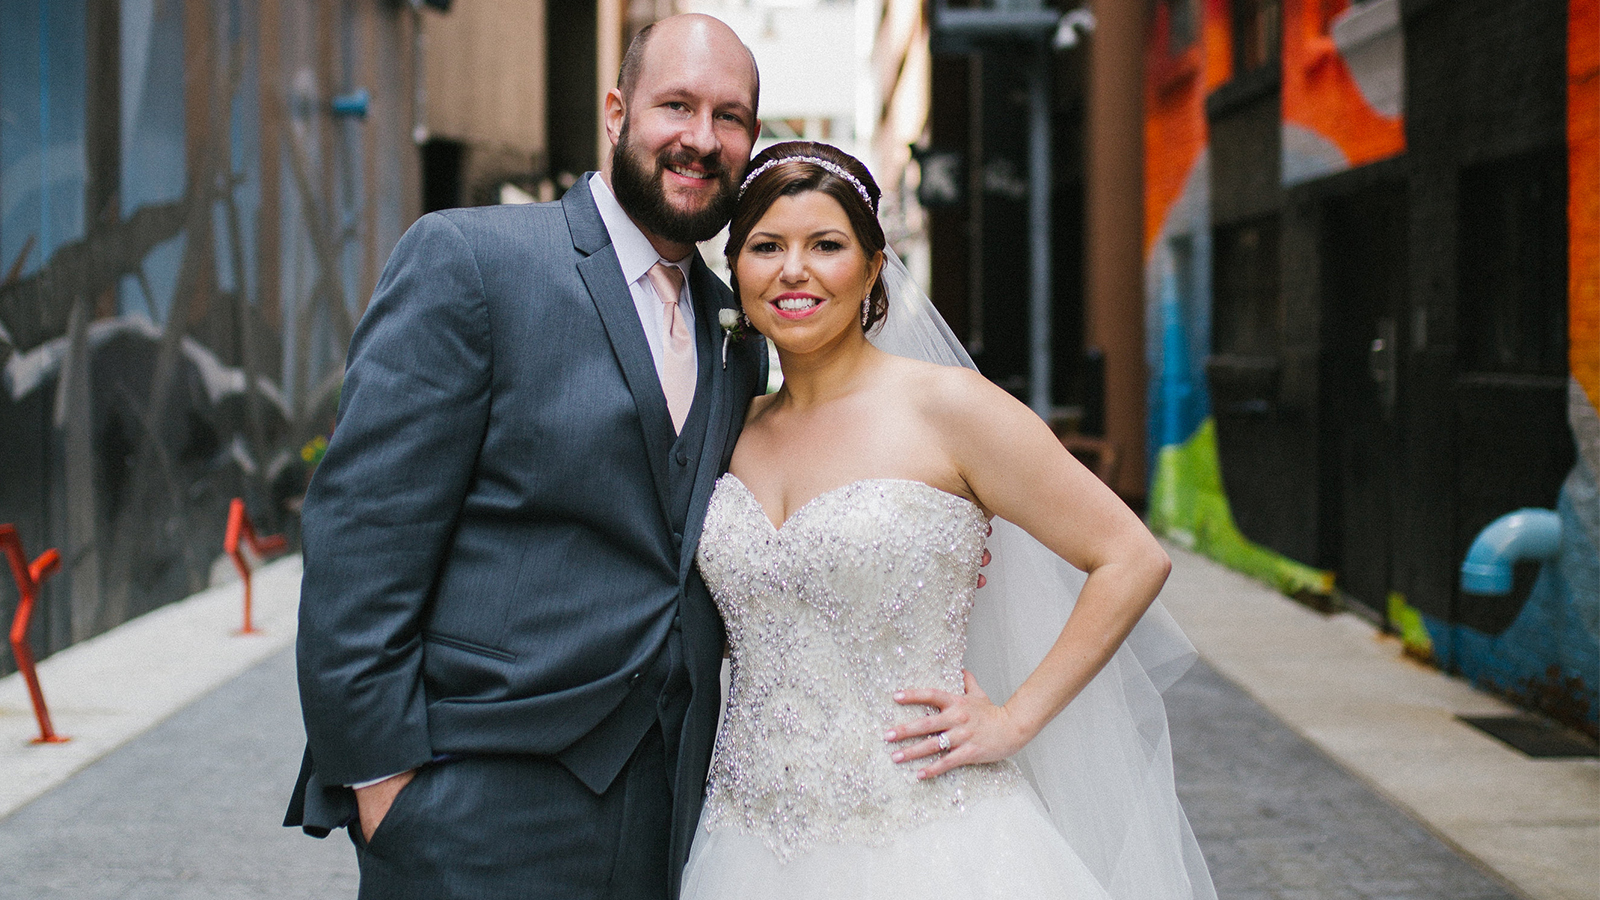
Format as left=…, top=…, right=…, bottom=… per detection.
left=1401, top=0, right=1573, bottom=628
left=1204, top=0, right=1573, bottom=626
left=1206, top=65, right=1326, bottom=568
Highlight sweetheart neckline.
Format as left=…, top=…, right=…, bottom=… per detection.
left=718, top=473, right=984, bottom=534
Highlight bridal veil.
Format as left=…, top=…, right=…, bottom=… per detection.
left=869, top=249, right=1217, bottom=900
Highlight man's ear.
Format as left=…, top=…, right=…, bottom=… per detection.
left=603, top=88, right=627, bottom=148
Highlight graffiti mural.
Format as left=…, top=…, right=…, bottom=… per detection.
left=1143, top=0, right=1334, bottom=597
left=1140, top=0, right=1597, bottom=732
left=0, top=0, right=421, bottom=675
left=1416, top=0, right=1600, bottom=735
left=1279, top=0, right=1405, bottom=186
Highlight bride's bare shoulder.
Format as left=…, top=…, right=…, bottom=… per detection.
left=879, top=353, right=977, bottom=389
left=886, top=355, right=1023, bottom=424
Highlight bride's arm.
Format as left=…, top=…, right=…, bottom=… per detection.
left=885, top=366, right=1170, bottom=780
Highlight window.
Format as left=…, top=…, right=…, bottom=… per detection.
left=1212, top=218, right=1282, bottom=357
left=1458, top=147, right=1568, bottom=377
left=1233, top=0, right=1282, bottom=74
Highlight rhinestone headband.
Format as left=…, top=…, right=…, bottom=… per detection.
left=738, top=156, right=876, bottom=212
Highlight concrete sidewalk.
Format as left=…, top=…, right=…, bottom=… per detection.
left=0, top=547, right=1593, bottom=899
left=0, top=555, right=304, bottom=818
left=1159, top=545, right=1599, bottom=900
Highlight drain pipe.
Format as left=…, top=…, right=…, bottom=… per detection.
left=1460, top=508, right=1562, bottom=595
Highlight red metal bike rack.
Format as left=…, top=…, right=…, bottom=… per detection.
left=1, top=524, right=67, bottom=744
left=224, top=499, right=288, bottom=635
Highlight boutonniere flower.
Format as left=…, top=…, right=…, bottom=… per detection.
left=718, top=308, right=749, bottom=369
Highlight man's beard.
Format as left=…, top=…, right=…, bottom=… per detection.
left=610, top=122, right=738, bottom=245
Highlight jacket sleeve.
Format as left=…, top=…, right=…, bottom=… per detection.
left=295, top=211, right=491, bottom=786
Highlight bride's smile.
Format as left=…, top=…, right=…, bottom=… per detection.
left=771, top=292, right=824, bottom=318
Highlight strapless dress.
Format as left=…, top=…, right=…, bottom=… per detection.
left=680, top=476, right=1112, bottom=898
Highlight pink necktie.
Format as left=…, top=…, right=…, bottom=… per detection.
left=647, top=261, right=695, bottom=433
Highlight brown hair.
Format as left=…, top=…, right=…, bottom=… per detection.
left=725, top=142, right=888, bottom=333
left=617, top=23, right=657, bottom=99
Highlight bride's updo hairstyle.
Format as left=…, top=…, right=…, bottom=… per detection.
left=727, top=142, right=889, bottom=333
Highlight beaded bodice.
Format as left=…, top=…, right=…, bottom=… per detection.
left=695, top=476, right=1026, bottom=861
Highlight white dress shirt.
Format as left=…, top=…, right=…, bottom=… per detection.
left=588, top=173, right=698, bottom=380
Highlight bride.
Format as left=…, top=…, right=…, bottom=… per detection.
left=681, top=141, right=1215, bottom=898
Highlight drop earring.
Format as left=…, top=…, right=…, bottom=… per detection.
left=861, top=295, right=871, bottom=328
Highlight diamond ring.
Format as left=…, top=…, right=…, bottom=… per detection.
left=937, top=732, right=951, bottom=752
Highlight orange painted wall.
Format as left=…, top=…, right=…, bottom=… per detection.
left=1143, top=0, right=1231, bottom=256
left=1281, top=0, right=1404, bottom=169
left=1573, top=0, right=1599, bottom=409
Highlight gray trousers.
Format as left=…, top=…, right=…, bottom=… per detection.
left=351, top=724, right=674, bottom=900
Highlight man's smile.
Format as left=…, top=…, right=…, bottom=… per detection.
left=666, top=163, right=715, bottom=182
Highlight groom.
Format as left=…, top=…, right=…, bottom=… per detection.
left=286, top=14, right=765, bottom=899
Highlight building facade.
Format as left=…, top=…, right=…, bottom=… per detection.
left=1143, top=0, right=1599, bottom=732
left=0, top=0, right=428, bottom=675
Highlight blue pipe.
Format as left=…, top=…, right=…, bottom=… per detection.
left=1460, top=508, right=1562, bottom=596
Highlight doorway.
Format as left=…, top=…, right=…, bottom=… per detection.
left=1318, top=184, right=1408, bottom=612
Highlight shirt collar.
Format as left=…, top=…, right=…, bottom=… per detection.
left=589, top=172, right=691, bottom=286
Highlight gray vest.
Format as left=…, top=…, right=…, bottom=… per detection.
left=556, top=297, right=719, bottom=790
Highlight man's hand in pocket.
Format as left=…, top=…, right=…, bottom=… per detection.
left=354, top=769, right=415, bottom=842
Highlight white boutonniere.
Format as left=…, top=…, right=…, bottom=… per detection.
left=718, top=308, right=748, bottom=369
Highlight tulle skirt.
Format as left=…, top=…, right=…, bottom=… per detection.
left=680, top=786, right=1113, bottom=899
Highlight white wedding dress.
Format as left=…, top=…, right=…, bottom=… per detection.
left=680, top=475, right=1114, bottom=897
left=680, top=248, right=1214, bottom=899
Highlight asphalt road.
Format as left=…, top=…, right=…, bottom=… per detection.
left=0, top=648, right=1519, bottom=900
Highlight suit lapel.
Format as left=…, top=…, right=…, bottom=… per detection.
left=679, top=255, right=741, bottom=571
left=565, top=179, right=676, bottom=523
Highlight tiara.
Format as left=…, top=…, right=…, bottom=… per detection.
left=738, top=155, right=876, bottom=211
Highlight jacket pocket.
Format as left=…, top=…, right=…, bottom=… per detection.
left=423, top=631, right=517, bottom=662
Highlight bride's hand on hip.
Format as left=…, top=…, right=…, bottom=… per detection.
left=884, top=670, right=1030, bottom=780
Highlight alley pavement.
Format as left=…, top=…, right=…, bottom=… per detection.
left=0, top=549, right=1594, bottom=900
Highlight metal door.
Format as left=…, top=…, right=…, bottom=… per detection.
left=1319, top=185, right=1408, bottom=611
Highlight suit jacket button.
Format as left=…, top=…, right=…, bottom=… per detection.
left=675, top=449, right=689, bottom=466
left=630, top=672, right=641, bottom=684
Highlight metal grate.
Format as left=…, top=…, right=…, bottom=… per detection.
left=1458, top=715, right=1600, bottom=759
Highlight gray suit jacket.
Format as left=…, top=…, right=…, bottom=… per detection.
left=287, top=176, right=765, bottom=876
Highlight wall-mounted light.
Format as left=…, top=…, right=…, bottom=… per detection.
left=1053, top=8, right=1096, bottom=49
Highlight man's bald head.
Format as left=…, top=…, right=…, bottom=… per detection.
left=617, top=14, right=760, bottom=118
